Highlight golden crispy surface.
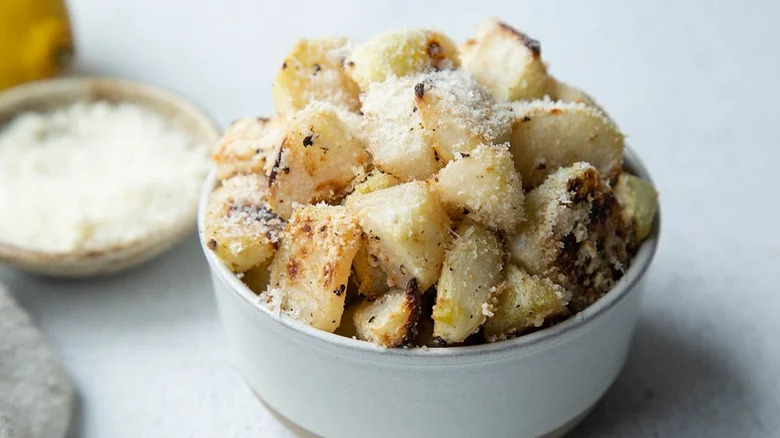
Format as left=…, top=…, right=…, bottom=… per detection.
left=510, top=100, right=624, bottom=188
left=432, top=222, right=504, bottom=344
left=484, top=264, right=570, bottom=342
left=432, top=144, right=525, bottom=234
left=459, top=19, right=548, bottom=101
left=268, top=204, right=361, bottom=332
left=509, top=163, right=634, bottom=309
left=267, top=102, right=369, bottom=218
left=346, top=30, right=459, bottom=90
left=353, top=279, right=422, bottom=347
left=205, top=174, right=285, bottom=272
left=212, top=116, right=286, bottom=180
left=346, top=181, right=451, bottom=291
left=272, top=37, right=361, bottom=116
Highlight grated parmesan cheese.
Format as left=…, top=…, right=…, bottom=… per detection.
left=0, top=101, right=210, bottom=253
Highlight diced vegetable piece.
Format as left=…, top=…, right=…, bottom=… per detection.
left=272, top=37, right=361, bottom=116
left=360, top=75, right=442, bottom=181
left=351, top=244, right=390, bottom=297
left=414, top=70, right=513, bottom=162
left=345, top=29, right=459, bottom=90
left=484, top=264, right=570, bottom=342
left=510, top=100, right=624, bottom=188
left=346, top=170, right=399, bottom=297
left=432, top=144, right=524, bottom=233
left=346, top=181, right=450, bottom=290
left=361, top=70, right=512, bottom=180
left=508, top=163, right=632, bottom=308
left=432, top=222, right=503, bottom=344
left=268, top=102, right=370, bottom=218
left=205, top=174, right=285, bottom=272
left=614, top=172, right=658, bottom=241
left=268, top=205, right=361, bottom=332
left=353, top=279, right=422, bottom=347
left=459, top=19, right=549, bottom=101
left=212, top=116, right=285, bottom=180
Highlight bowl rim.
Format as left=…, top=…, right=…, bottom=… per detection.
left=199, top=146, right=660, bottom=358
left=0, top=76, right=220, bottom=275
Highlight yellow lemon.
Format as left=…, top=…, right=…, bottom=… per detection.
left=0, top=0, right=74, bottom=90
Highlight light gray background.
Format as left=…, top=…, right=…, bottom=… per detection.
left=2, top=1, right=778, bottom=437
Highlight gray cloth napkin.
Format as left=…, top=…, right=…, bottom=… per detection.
left=0, top=283, right=73, bottom=438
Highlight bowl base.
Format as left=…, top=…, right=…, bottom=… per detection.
left=250, top=385, right=596, bottom=438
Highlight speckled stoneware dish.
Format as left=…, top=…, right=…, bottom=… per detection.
left=0, top=77, right=219, bottom=277
left=199, top=147, right=660, bottom=438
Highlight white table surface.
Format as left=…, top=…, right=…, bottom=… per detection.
left=2, top=1, right=779, bottom=437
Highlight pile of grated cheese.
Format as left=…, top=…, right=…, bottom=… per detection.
left=0, top=101, right=210, bottom=253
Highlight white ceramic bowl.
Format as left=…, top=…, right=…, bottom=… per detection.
left=0, top=77, right=220, bottom=277
left=199, top=147, right=659, bottom=438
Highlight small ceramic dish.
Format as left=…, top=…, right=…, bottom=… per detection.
left=199, top=147, right=659, bottom=438
left=0, top=77, right=220, bottom=277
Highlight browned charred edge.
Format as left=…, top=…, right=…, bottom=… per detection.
left=427, top=41, right=441, bottom=57
left=286, top=260, right=299, bottom=280
left=556, top=232, right=581, bottom=292
left=267, top=140, right=285, bottom=186
left=414, top=82, right=425, bottom=99
left=566, top=168, right=600, bottom=203
left=426, top=38, right=452, bottom=69
left=401, top=278, right=423, bottom=347
left=256, top=116, right=270, bottom=123
left=497, top=22, right=541, bottom=57
left=207, top=239, right=217, bottom=250
left=557, top=171, right=633, bottom=312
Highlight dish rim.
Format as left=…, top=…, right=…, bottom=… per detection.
left=199, top=146, right=660, bottom=358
